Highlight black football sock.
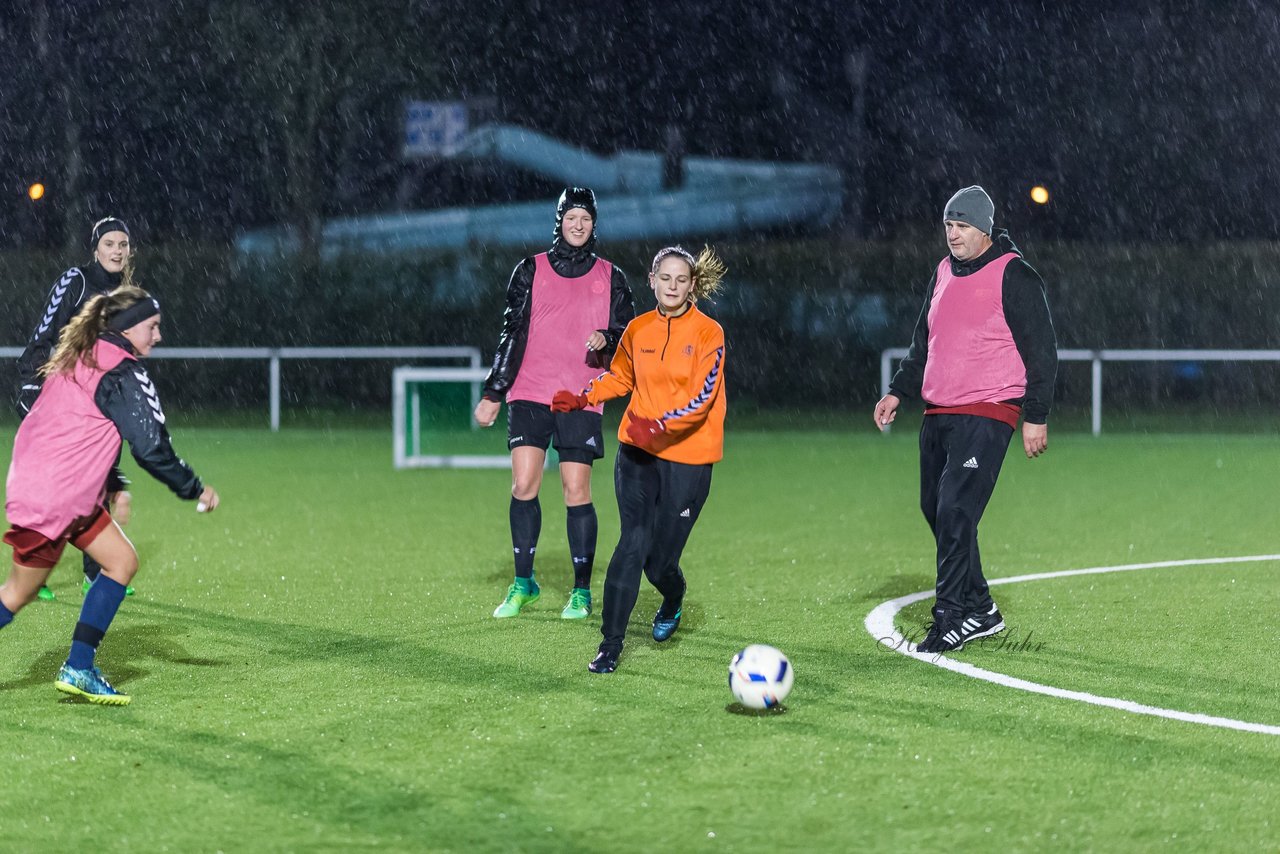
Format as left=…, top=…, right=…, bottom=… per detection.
left=510, top=496, right=541, bottom=579
left=566, top=503, right=597, bottom=590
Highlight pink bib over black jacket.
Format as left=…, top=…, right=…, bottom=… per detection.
left=6, top=336, right=203, bottom=539
left=890, top=230, right=1057, bottom=425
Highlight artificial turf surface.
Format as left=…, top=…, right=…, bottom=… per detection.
left=2, top=420, right=1278, bottom=851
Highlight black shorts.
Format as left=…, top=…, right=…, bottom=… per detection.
left=507, top=400, right=605, bottom=464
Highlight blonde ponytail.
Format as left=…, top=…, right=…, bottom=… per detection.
left=691, top=246, right=727, bottom=301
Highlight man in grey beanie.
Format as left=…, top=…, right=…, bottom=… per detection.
left=873, top=185, right=1058, bottom=654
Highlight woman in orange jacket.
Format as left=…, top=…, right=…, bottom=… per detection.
left=553, top=245, right=726, bottom=673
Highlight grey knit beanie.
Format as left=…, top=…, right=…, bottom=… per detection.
left=942, top=186, right=994, bottom=234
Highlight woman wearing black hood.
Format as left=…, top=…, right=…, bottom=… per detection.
left=474, top=188, right=635, bottom=622
left=15, top=217, right=138, bottom=601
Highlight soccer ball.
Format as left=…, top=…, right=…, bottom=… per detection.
left=728, top=644, right=794, bottom=710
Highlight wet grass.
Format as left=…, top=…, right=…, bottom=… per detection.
left=1, top=425, right=1278, bottom=851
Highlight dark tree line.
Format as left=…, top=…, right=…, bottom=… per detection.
left=3, top=0, right=1279, bottom=262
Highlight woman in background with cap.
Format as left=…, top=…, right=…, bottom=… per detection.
left=474, top=188, right=634, bottom=622
left=1, top=286, right=219, bottom=705
left=15, top=217, right=138, bottom=601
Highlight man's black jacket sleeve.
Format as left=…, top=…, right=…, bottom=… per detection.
left=1002, top=259, right=1058, bottom=424
left=888, top=271, right=938, bottom=401
left=481, top=258, right=536, bottom=402
left=95, top=362, right=203, bottom=499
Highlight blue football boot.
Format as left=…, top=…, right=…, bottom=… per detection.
left=54, top=663, right=131, bottom=706
left=652, top=599, right=683, bottom=642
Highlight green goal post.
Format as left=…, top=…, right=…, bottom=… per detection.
left=392, top=366, right=512, bottom=469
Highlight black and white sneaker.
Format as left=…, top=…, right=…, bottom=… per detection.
left=915, top=604, right=1005, bottom=653
left=959, top=603, right=1005, bottom=644
left=915, top=609, right=960, bottom=653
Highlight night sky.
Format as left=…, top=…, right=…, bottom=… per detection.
left=4, top=0, right=1279, bottom=248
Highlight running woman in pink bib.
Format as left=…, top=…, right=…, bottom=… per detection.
left=2, top=286, right=220, bottom=704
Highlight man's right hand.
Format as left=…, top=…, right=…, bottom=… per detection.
left=1023, top=422, right=1048, bottom=458
left=474, top=398, right=501, bottom=428
left=873, top=394, right=900, bottom=431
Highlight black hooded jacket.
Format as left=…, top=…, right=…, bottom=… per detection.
left=481, top=232, right=634, bottom=402
left=889, top=229, right=1058, bottom=424
left=17, top=261, right=123, bottom=402
left=16, top=262, right=133, bottom=492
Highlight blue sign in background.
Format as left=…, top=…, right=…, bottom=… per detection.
left=403, top=101, right=468, bottom=157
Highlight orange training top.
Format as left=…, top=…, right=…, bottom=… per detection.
left=583, top=304, right=725, bottom=465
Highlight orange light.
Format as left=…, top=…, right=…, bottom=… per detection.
left=28, top=183, right=45, bottom=201
left=1030, top=185, right=1050, bottom=205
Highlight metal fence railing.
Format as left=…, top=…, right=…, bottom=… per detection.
left=881, top=348, right=1280, bottom=436
left=0, top=346, right=484, bottom=431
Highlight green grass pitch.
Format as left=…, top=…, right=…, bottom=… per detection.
left=2, top=420, right=1278, bottom=851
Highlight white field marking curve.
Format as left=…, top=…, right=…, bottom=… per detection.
left=864, top=554, right=1280, bottom=736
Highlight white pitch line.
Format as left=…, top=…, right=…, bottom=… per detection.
left=864, top=554, right=1280, bottom=736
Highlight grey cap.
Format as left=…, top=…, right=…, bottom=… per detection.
left=943, top=185, right=994, bottom=234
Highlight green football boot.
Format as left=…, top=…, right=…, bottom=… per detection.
left=560, top=587, right=592, bottom=620
left=37, top=585, right=55, bottom=602
left=492, top=578, right=540, bottom=618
